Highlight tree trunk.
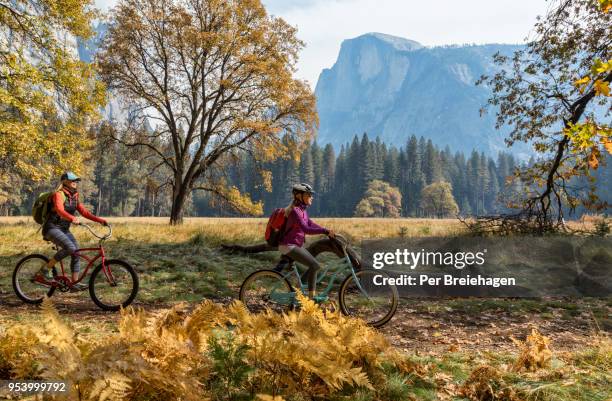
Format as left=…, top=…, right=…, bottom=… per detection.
left=170, top=182, right=189, bottom=225
left=97, top=186, right=102, bottom=215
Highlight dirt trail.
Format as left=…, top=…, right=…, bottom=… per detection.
left=2, top=292, right=605, bottom=355
left=382, top=304, right=602, bottom=354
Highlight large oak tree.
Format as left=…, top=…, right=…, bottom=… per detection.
left=98, top=0, right=318, bottom=224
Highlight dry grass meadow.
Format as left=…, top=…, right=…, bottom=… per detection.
left=0, top=216, right=610, bottom=400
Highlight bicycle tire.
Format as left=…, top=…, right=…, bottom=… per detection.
left=338, top=269, right=398, bottom=328
left=239, top=269, right=295, bottom=314
left=13, top=254, right=56, bottom=304
left=89, top=259, right=139, bottom=311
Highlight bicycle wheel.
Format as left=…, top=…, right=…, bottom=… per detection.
left=239, top=270, right=294, bottom=314
left=89, top=259, right=139, bottom=311
left=339, top=270, right=398, bottom=328
left=13, top=254, right=57, bottom=304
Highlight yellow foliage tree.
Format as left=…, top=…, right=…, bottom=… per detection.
left=354, top=180, right=402, bottom=218
left=97, top=0, right=318, bottom=224
left=0, top=0, right=106, bottom=183
left=420, top=181, right=459, bottom=218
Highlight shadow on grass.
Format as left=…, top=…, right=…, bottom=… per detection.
left=0, top=233, right=285, bottom=312
left=1, top=232, right=610, bottom=333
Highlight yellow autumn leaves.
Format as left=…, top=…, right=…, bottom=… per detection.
left=566, top=2, right=612, bottom=171
left=574, top=59, right=612, bottom=96
left=599, top=0, right=612, bottom=13
left=0, top=0, right=105, bottom=183
left=3, top=295, right=603, bottom=401
left=0, top=294, right=400, bottom=400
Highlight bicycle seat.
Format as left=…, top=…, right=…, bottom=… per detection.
left=44, top=240, right=58, bottom=251
left=273, top=255, right=295, bottom=272
left=280, top=254, right=294, bottom=262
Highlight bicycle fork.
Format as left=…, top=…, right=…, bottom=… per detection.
left=99, top=248, right=117, bottom=286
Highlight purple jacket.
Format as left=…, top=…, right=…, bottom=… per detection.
left=280, top=202, right=328, bottom=247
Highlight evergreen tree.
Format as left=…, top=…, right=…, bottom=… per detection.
left=478, top=152, right=490, bottom=214
left=321, top=144, right=335, bottom=193
left=423, top=139, right=442, bottom=184
left=300, top=144, right=315, bottom=187
left=333, top=145, right=347, bottom=216
left=451, top=152, right=468, bottom=213
left=487, top=158, right=500, bottom=213
left=347, top=136, right=363, bottom=211
left=383, top=147, right=400, bottom=186
left=287, top=158, right=301, bottom=205
left=373, top=137, right=385, bottom=180
left=320, top=144, right=336, bottom=214
left=468, top=150, right=480, bottom=214
left=311, top=141, right=323, bottom=190
left=359, top=133, right=376, bottom=195
left=404, top=136, right=425, bottom=216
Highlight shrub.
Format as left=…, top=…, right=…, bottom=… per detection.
left=0, top=295, right=413, bottom=400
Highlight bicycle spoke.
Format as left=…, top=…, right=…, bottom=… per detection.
left=340, top=270, right=398, bottom=327
left=90, top=262, right=137, bottom=309
left=13, top=255, right=55, bottom=303
left=240, top=270, right=293, bottom=314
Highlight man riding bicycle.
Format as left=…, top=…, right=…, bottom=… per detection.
left=279, top=183, right=335, bottom=299
left=34, top=172, right=108, bottom=290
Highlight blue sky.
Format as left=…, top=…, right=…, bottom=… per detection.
left=95, top=0, right=550, bottom=87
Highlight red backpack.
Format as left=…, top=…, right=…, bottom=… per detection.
left=265, top=208, right=288, bottom=246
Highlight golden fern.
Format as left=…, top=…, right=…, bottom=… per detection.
left=512, top=328, right=553, bottom=372
left=89, top=372, right=132, bottom=401
left=0, top=325, right=41, bottom=379
left=0, top=293, right=416, bottom=399
left=38, top=298, right=84, bottom=383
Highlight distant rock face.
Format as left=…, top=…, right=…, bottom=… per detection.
left=77, top=28, right=524, bottom=155
left=77, top=23, right=131, bottom=125
left=314, top=33, right=524, bottom=155
left=77, top=23, right=107, bottom=63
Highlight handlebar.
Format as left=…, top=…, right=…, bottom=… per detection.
left=329, top=233, right=349, bottom=252
left=79, top=223, right=113, bottom=240
left=331, top=233, right=347, bottom=243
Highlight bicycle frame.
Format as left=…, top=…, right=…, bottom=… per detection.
left=281, top=253, right=353, bottom=296
left=55, top=246, right=106, bottom=285
left=272, top=237, right=365, bottom=304
left=52, top=224, right=116, bottom=288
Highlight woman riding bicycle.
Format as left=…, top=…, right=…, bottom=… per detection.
left=34, top=172, right=108, bottom=290
left=279, top=183, right=334, bottom=299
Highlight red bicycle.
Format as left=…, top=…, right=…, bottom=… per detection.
left=12, top=224, right=139, bottom=311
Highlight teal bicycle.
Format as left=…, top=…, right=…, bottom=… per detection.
left=239, top=235, right=398, bottom=327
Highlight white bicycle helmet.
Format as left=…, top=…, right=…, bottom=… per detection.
left=292, top=183, right=315, bottom=195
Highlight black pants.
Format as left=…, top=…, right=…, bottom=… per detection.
left=274, top=238, right=361, bottom=271
left=284, top=246, right=321, bottom=293
left=222, top=238, right=363, bottom=280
